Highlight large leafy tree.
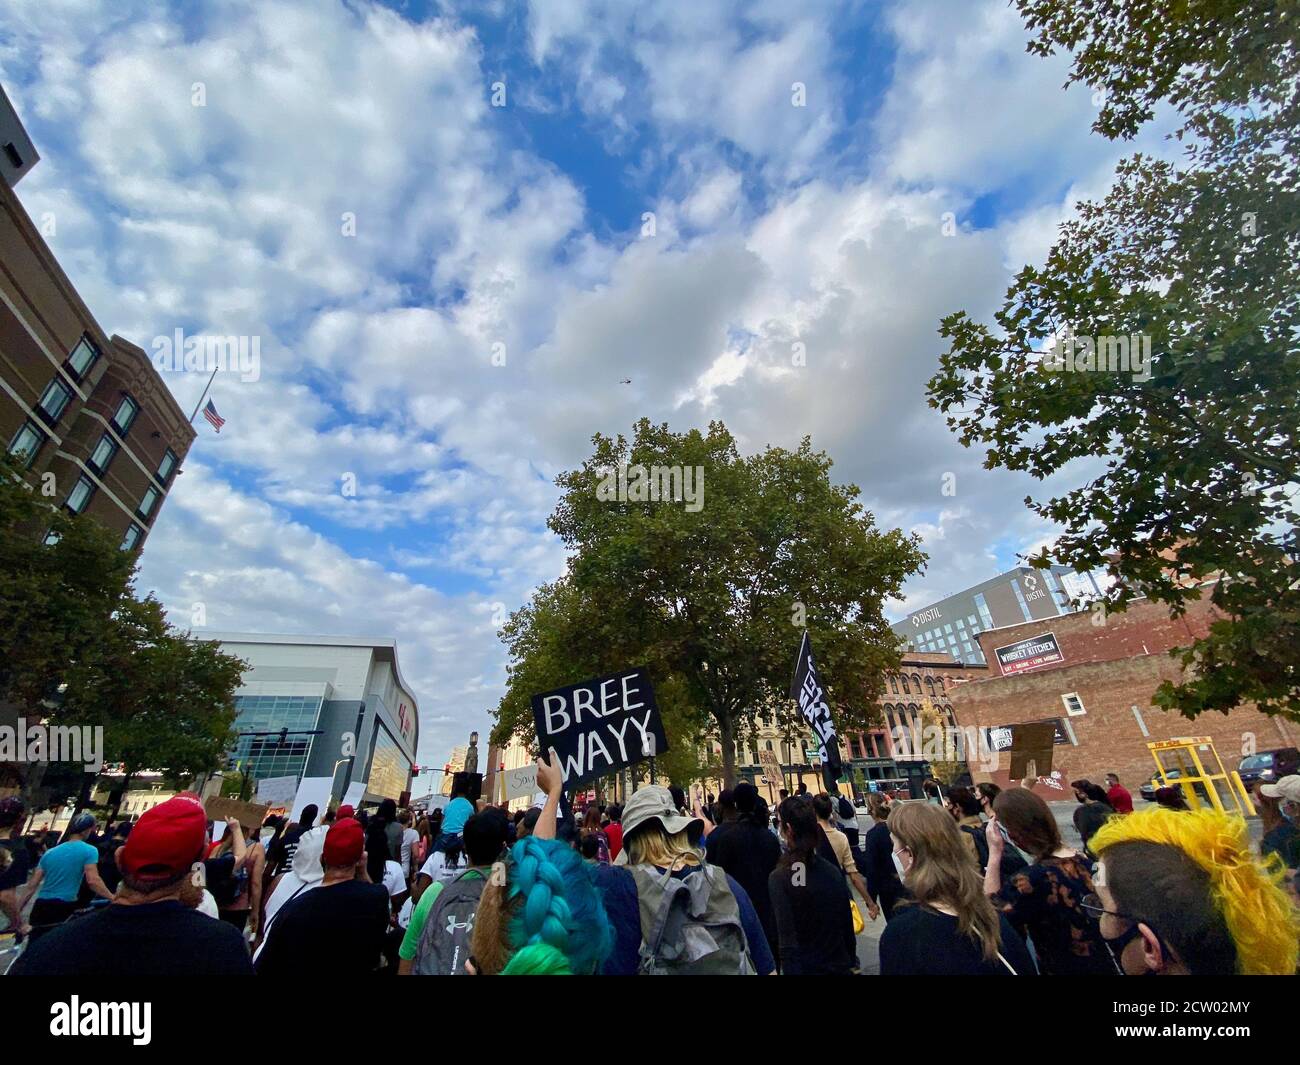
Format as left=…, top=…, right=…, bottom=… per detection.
left=493, top=419, right=925, bottom=786
left=928, top=0, right=1299, bottom=719
left=0, top=454, right=135, bottom=710
left=60, top=596, right=246, bottom=793
left=0, top=456, right=246, bottom=804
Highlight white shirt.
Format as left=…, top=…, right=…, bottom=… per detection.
left=382, top=859, right=407, bottom=898
left=417, top=848, right=462, bottom=885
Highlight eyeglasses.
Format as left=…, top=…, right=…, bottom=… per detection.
left=1080, top=893, right=1121, bottom=920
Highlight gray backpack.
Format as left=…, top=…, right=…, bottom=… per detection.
left=412, top=867, right=486, bottom=976
left=628, top=860, right=756, bottom=975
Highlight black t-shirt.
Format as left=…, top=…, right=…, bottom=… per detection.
left=861, top=821, right=905, bottom=908
left=267, top=825, right=306, bottom=875
left=704, top=819, right=781, bottom=949
left=254, top=880, right=390, bottom=978
left=767, top=854, right=856, bottom=975
left=9, top=900, right=254, bottom=976
left=0, top=835, right=33, bottom=891
left=879, top=904, right=1036, bottom=976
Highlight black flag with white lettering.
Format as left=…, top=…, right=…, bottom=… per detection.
left=790, top=631, right=843, bottom=789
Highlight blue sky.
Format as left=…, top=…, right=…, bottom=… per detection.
left=0, top=0, right=1168, bottom=767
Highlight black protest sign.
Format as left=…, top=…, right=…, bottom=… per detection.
left=531, top=667, right=668, bottom=786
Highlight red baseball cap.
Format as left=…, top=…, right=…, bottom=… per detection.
left=322, top=817, right=364, bottom=867
left=118, top=792, right=208, bottom=883
left=336, top=804, right=355, bottom=819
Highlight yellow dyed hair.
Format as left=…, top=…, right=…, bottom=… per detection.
left=1090, top=807, right=1299, bottom=976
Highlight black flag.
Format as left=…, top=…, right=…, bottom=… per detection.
left=790, top=631, right=843, bottom=790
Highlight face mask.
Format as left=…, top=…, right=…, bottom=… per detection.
left=1283, top=804, right=1299, bottom=824
left=891, top=849, right=909, bottom=879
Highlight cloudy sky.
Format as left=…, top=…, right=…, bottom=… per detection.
left=1, top=0, right=1172, bottom=769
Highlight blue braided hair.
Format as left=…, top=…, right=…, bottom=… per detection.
left=503, top=835, right=613, bottom=975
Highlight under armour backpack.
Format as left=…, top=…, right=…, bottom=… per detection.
left=628, top=860, right=756, bottom=975
left=412, top=867, right=487, bottom=976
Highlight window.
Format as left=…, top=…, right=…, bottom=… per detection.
left=156, top=448, right=178, bottom=484
left=66, top=475, right=94, bottom=514
left=925, top=677, right=935, bottom=697
left=911, top=674, right=922, bottom=692
left=88, top=432, right=118, bottom=474
left=900, top=675, right=911, bottom=694
left=66, top=336, right=100, bottom=381
left=38, top=378, right=73, bottom=424
left=974, top=592, right=995, bottom=630
left=765, top=740, right=773, bottom=752
left=137, top=485, right=160, bottom=520
left=1062, top=692, right=1087, bottom=716
left=111, top=395, right=139, bottom=435
left=8, top=420, right=46, bottom=468
left=889, top=675, right=898, bottom=694
left=121, top=524, right=143, bottom=551
left=1010, top=578, right=1033, bottom=622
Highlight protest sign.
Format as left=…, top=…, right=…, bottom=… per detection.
left=255, top=775, right=297, bottom=806
left=203, top=795, right=270, bottom=831
left=1005, top=720, right=1059, bottom=779
left=531, top=666, right=667, bottom=787
left=502, top=763, right=539, bottom=800
left=759, top=749, right=783, bottom=786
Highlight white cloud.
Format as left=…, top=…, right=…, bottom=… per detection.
left=1, top=0, right=1163, bottom=766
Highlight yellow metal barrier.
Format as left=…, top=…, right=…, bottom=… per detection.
left=1147, top=737, right=1255, bottom=816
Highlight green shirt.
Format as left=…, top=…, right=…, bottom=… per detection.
left=398, top=867, right=487, bottom=961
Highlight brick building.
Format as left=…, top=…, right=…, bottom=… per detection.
left=0, top=85, right=194, bottom=551
left=948, top=591, right=1299, bottom=798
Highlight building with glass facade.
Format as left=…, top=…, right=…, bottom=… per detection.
left=210, top=632, right=420, bottom=812
left=891, top=566, right=1103, bottom=666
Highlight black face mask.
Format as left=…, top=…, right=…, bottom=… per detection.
left=1102, top=922, right=1156, bottom=976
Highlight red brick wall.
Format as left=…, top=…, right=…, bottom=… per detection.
left=951, top=597, right=1299, bottom=790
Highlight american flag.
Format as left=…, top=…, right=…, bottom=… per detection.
left=203, top=399, right=226, bottom=432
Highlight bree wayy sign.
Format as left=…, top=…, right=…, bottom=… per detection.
left=531, top=666, right=668, bottom=786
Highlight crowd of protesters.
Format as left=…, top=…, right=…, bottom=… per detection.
left=2, top=758, right=1299, bottom=977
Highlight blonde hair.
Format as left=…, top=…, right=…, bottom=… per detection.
left=469, top=862, right=512, bottom=975
left=624, top=823, right=702, bottom=869
left=1090, top=807, right=1299, bottom=976
left=888, top=801, right=1001, bottom=962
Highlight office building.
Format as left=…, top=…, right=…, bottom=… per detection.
left=891, top=565, right=1103, bottom=665
left=0, top=83, right=194, bottom=550
left=210, top=632, right=420, bottom=809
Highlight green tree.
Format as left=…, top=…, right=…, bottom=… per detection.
left=928, top=0, right=1299, bottom=719
left=61, top=596, right=246, bottom=794
left=0, top=454, right=135, bottom=710
left=0, top=456, right=247, bottom=806
left=494, top=419, right=925, bottom=786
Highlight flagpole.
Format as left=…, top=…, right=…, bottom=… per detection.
left=187, top=366, right=219, bottom=424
